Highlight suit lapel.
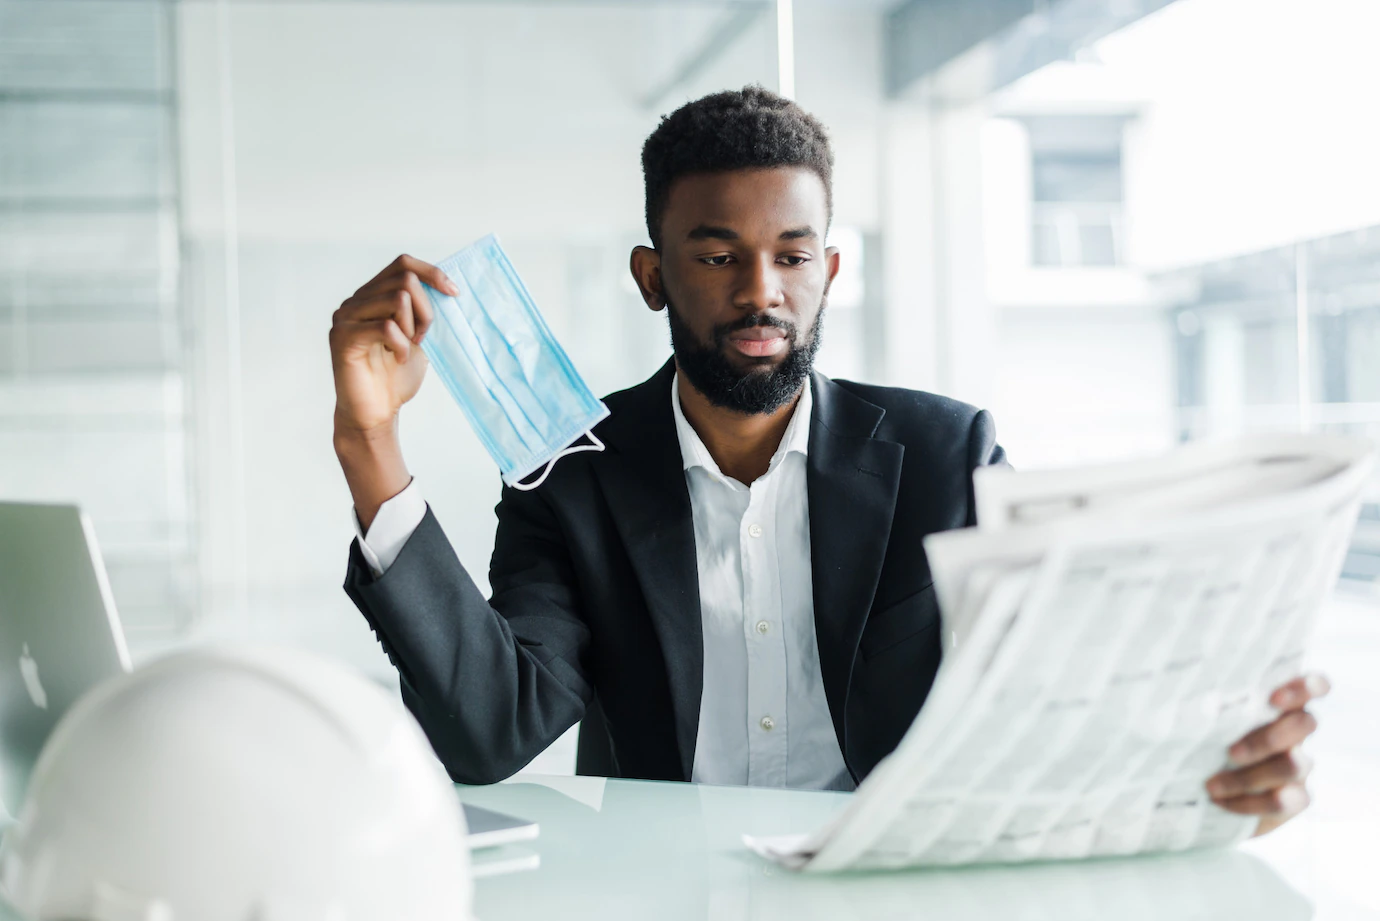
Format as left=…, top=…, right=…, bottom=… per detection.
left=593, top=361, right=703, bottom=781
left=807, top=373, right=904, bottom=759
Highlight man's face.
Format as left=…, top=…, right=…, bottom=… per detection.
left=631, top=166, right=840, bottom=414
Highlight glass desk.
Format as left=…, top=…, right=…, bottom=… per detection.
left=0, top=770, right=1372, bottom=920
left=455, top=773, right=1363, bottom=921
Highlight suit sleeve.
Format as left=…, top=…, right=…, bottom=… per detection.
left=342, top=486, right=592, bottom=784
left=964, top=408, right=1008, bottom=526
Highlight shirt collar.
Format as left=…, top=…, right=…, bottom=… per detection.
left=670, top=371, right=812, bottom=478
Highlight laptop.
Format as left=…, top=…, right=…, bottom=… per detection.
left=0, top=501, right=536, bottom=851
left=0, top=502, right=131, bottom=822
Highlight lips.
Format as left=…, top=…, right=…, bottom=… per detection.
left=727, top=327, right=788, bottom=358
left=728, top=327, right=788, bottom=342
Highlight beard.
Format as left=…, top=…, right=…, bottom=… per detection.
left=666, top=294, right=824, bottom=415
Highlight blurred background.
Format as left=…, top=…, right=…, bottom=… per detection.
left=2, top=0, right=1378, bottom=823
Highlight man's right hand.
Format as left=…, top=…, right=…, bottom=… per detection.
left=330, top=255, right=458, bottom=529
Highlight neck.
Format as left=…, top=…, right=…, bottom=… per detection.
left=675, top=367, right=804, bottom=485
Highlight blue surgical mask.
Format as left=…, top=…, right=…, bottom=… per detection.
left=420, top=234, right=608, bottom=490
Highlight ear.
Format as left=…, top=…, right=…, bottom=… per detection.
left=629, top=246, right=666, bottom=313
left=822, top=245, right=842, bottom=295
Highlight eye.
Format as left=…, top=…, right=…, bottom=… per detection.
left=700, top=254, right=734, bottom=267
left=778, top=254, right=810, bottom=267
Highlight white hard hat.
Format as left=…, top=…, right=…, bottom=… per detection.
left=0, top=646, right=473, bottom=921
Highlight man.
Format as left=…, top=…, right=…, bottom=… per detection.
left=331, top=87, right=1322, bottom=833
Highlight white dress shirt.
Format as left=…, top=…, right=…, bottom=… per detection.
left=353, top=374, right=852, bottom=791
left=670, top=374, right=852, bottom=791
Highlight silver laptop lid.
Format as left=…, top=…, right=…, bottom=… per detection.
left=0, top=502, right=131, bottom=821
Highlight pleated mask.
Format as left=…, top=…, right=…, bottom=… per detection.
left=420, top=234, right=608, bottom=490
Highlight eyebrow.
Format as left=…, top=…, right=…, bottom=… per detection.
left=685, top=225, right=818, bottom=242
left=686, top=225, right=739, bottom=241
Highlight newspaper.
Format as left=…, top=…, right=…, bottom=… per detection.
left=746, top=433, right=1375, bottom=871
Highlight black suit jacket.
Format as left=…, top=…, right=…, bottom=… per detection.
left=344, top=359, right=1005, bottom=785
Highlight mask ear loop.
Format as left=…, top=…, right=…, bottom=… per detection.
left=510, top=431, right=606, bottom=492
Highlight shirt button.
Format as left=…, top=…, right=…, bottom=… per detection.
left=748, top=523, right=764, bottom=538
left=760, top=716, right=775, bottom=731
left=756, top=621, right=770, bottom=635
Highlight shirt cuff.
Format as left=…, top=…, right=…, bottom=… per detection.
left=352, top=478, right=427, bottom=577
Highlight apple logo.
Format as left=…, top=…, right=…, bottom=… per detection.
left=19, top=644, right=47, bottom=710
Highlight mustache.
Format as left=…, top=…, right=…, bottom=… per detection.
left=711, top=313, right=798, bottom=344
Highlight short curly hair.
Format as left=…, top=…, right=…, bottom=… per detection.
left=641, top=86, right=834, bottom=249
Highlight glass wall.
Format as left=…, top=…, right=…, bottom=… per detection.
left=981, top=0, right=1380, bottom=588
left=0, top=1, right=193, bottom=638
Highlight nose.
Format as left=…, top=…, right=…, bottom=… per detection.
left=732, top=253, right=785, bottom=312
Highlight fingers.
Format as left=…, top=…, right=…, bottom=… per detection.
left=394, top=254, right=458, bottom=297
left=1269, top=673, right=1331, bottom=711
left=1207, top=749, right=1313, bottom=799
left=398, top=269, right=436, bottom=343
left=376, top=318, right=412, bottom=361
left=1228, top=708, right=1318, bottom=768
left=333, top=290, right=405, bottom=333
left=331, top=318, right=413, bottom=363
left=338, top=256, right=455, bottom=345
left=341, top=288, right=419, bottom=340
left=334, top=282, right=427, bottom=341
left=1210, top=676, right=1328, bottom=839
left=1212, top=781, right=1310, bottom=824
left=354, top=254, right=458, bottom=300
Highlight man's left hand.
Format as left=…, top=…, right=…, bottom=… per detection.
left=1206, top=673, right=1330, bottom=837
